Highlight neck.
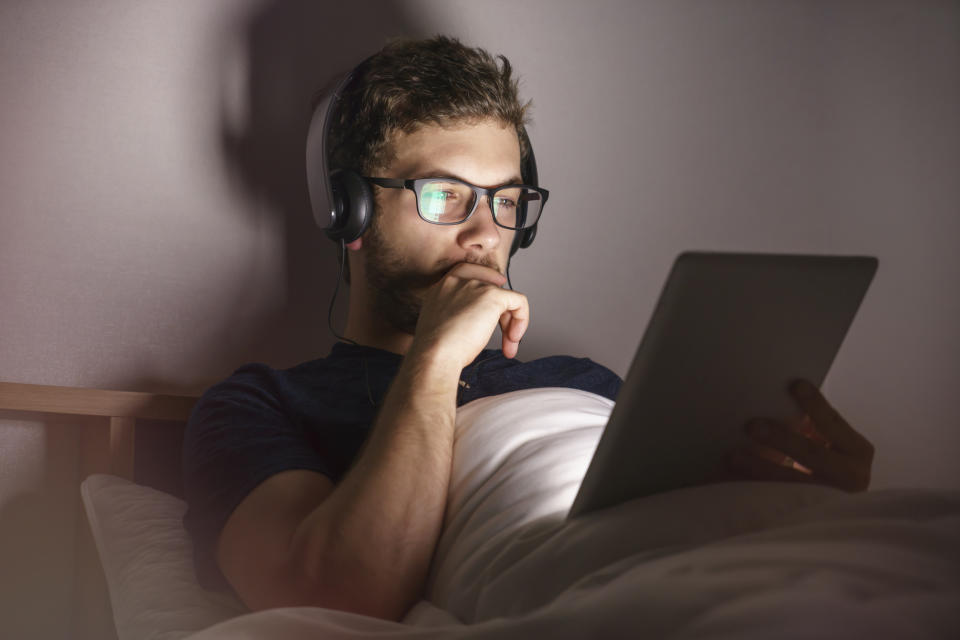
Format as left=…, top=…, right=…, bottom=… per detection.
left=342, top=288, right=414, bottom=356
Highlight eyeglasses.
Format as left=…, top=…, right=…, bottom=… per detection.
left=365, top=177, right=548, bottom=230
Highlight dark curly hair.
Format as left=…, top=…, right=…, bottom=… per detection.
left=327, top=35, right=531, bottom=176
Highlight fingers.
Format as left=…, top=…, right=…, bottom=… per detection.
left=726, top=448, right=821, bottom=486
left=789, top=380, right=875, bottom=462
left=745, top=419, right=843, bottom=485
left=743, top=439, right=808, bottom=472
left=418, top=262, right=529, bottom=365
left=444, top=262, right=508, bottom=288
left=498, top=300, right=529, bottom=359
left=744, top=417, right=871, bottom=492
left=731, top=381, right=874, bottom=493
left=443, top=263, right=527, bottom=358
left=498, top=312, right=514, bottom=358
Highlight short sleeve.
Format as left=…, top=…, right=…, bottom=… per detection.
left=181, top=364, right=333, bottom=590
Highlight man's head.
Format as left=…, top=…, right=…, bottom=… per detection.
left=327, top=36, right=534, bottom=337
left=327, top=35, right=530, bottom=180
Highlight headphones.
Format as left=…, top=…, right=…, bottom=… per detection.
left=305, top=66, right=540, bottom=257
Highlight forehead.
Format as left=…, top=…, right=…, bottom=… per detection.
left=384, top=118, right=522, bottom=187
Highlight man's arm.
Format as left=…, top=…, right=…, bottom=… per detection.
left=216, top=263, right=528, bottom=620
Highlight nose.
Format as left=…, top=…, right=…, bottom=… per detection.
left=457, top=195, right=503, bottom=253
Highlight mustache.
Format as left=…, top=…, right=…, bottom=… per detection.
left=430, top=255, right=503, bottom=285
left=406, top=255, right=504, bottom=290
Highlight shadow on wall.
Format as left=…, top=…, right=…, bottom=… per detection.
left=216, top=0, right=426, bottom=371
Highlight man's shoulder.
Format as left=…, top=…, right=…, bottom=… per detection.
left=189, top=344, right=400, bottom=428
left=187, top=356, right=337, bottom=425
left=195, top=360, right=310, bottom=405
left=199, top=350, right=361, bottom=401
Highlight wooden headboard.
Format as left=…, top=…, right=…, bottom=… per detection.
left=0, top=381, right=198, bottom=493
left=0, top=381, right=199, bottom=640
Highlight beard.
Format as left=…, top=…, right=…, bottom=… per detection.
left=362, top=215, right=504, bottom=335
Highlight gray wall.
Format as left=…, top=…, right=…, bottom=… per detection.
left=2, top=0, right=958, bottom=491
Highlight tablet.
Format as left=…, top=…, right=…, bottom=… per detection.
left=567, top=251, right=878, bottom=518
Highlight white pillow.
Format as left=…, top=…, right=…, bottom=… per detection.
left=426, top=388, right=847, bottom=622
left=427, top=388, right=612, bottom=611
left=80, top=474, right=246, bottom=640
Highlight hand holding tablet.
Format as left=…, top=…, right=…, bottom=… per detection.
left=568, top=251, right=878, bottom=519
left=731, top=379, right=875, bottom=491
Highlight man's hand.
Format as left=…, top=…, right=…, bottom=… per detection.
left=726, top=380, right=874, bottom=492
left=410, top=262, right=530, bottom=367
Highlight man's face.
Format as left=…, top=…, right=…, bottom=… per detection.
left=360, top=118, right=521, bottom=334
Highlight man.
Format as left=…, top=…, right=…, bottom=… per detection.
left=182, top=36, right=873, bottom=622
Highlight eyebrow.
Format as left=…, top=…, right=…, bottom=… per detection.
left=405, top=166, right=525, bottom=188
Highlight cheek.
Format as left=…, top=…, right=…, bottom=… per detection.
left=371, top=194, right=416, bottom=241
left=501, top=230, right=517, bottom=259
left=380, top=215, right=450, bottom=266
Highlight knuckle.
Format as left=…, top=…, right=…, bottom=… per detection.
left=440, top=273, right=461, bottom=288
left=476, top=281, right=500, bottom=296
left=474, top=285, right=505, bottom=309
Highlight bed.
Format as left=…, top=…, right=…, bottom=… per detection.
left=1, top=381, right=958, bottom=639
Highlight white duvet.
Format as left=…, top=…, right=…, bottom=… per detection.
left=187, top=388, right=960, bottom=639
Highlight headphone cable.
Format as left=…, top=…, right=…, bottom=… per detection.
left=327, top=239, right=358, bottom=347
left=326, top=241, right=379, bottom=407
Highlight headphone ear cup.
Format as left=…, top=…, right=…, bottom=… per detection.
left=510, top=224, right=537, bottom=257
left=510, top=126, right=539, bottom=257
left=519, top=223, right=537, bottom=249
left=326, top=170, right=373, bottom=243
left=509, top=186, right=538, bottom=257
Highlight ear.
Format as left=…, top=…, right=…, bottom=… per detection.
left=346, top=237, right=363, bottom=251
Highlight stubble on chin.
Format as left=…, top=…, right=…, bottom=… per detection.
left=363, top=218, right=503, bottom=335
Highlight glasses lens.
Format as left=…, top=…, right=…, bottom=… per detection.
left=493, top=187, right=543, bottom=229
left=418, top=180, right=475, bottom=223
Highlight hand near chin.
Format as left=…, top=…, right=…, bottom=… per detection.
left=725, top=380, right=874, bottom=492
left=410, top=262, right=530, bottom=369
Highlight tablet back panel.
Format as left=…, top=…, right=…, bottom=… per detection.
left=568, top=252, right=877, bottom=518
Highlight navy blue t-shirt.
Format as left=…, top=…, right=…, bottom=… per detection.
left=181, top=342, right=621, bottom=589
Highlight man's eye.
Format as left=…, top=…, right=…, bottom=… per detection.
left=424, top=189, right=459, bottom=200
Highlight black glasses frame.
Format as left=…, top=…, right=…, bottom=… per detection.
left=364, top=176, right=549, bottom=230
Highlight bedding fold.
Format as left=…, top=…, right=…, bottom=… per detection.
left=184, top=388, right=960, bottom=639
